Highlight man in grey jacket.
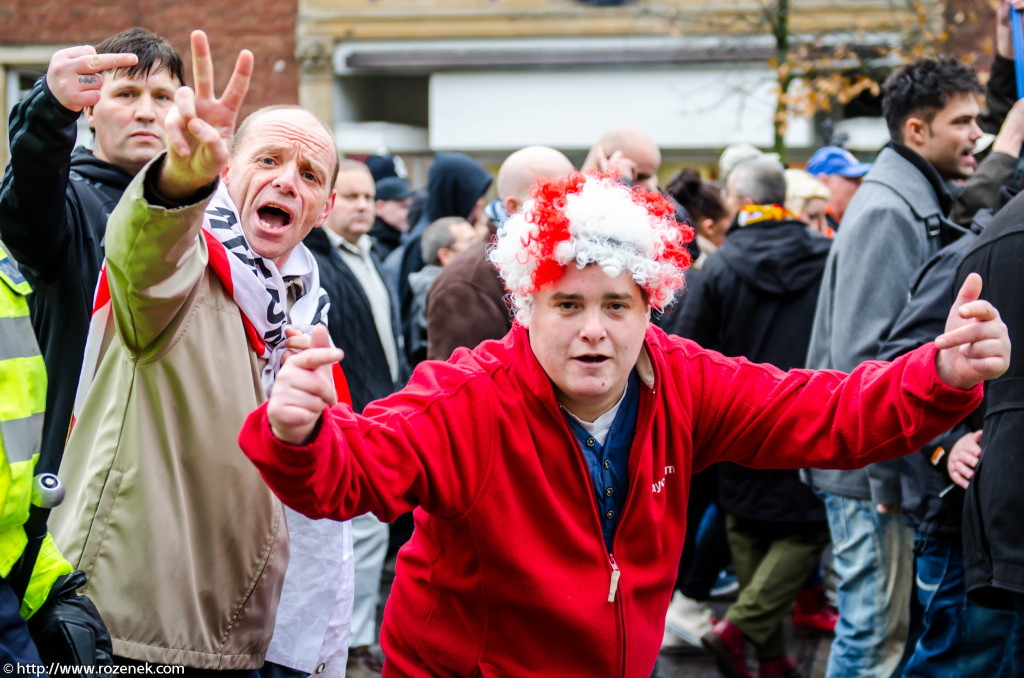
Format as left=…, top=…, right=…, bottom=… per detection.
left=806, top=57, right=984, bottom=678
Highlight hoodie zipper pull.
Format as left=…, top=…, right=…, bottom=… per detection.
left=608, top=554, right=621, bottom=603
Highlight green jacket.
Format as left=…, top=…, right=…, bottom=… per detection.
left=0, top=243, right=72, bottom=617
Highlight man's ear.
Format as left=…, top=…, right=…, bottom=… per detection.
left=504, top=196, right=519, bottom=217
left=220, top=163, right=232, bottom=186
left=437, top=247, right=456, bottom=267
left=904, top=116, right=928, bottom=147
left=83, top=106, right=96, bottom=129
left=314, top=190, right=337, bottom=228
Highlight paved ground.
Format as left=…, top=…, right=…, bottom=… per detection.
left=377, top=552, right=834, bottom=677
left=656, top=600, right=832, bottom=677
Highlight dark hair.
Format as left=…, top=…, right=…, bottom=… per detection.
left=93, top=28, right=184, bottom=86
left=667, top=168, right=726, bottom=222
left=881, top=57, right=982, bottom=141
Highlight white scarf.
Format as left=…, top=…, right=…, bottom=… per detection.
left=73, top=183, right=343, bottom=428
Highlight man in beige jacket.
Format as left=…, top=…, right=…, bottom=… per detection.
left=51, top=31, right=348, bottom=673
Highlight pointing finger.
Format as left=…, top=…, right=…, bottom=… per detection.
left=288, top=346, right=344, bottom=372
left=957, top=300, right=999, bottom=322
left=81, top=52, right=138, bottom=75
left=936, top=318, right=1005, bottom=350
left=56, top=45, right=98, bottom=60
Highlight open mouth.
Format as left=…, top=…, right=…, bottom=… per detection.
left=257, top=204, right=292, bottom=230
left=575, top=355, right=610, bottom=364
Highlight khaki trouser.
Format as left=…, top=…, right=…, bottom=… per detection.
left=724, top=514, right=830, bottom=659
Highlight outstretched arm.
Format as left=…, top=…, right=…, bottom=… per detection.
left=241, top=325, right=493, bottom=523
left=0, top=48, right=137, bottom=278
left=105, top=31, right=253, bottom=352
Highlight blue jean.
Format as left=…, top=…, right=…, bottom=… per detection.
left=0, top=581, right=44, bottom=675
left=258, top=662, right=308, bottom=678
left=902, top=533, right=1017, bottom=677
left=816, top=491, right=913, bottom=678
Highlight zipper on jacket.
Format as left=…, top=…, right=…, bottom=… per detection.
left=607, top=554, right=621, bottom=603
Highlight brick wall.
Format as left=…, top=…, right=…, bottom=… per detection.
left=0, top=0, right=299, bottom=117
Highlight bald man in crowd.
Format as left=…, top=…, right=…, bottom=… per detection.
left=425, top=145, right=574, bottom=360
left=581, top=125, right=662, bottom=191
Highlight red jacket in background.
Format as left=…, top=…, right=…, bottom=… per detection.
left=239, top=324, right=979, bottom=677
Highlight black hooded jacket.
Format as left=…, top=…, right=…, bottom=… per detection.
left=0, top=77, right=134, bottom=472
left=304, top=227, right=404, bottom=413
left=382, top=152, right=491, bottom=361
left=671, top=218, right=832, bottom=523
left=875, top=212, right=989, bottom=538
left=955, top=191, right=1024, bottom=608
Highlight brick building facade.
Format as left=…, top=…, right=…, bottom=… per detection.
left=0, top=1, right=299, bottom=167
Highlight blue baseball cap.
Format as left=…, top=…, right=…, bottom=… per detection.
left=806, top=146, right=872, bottom=178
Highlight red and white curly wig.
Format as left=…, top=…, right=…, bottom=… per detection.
left=488, top=171, right=694, bottom=321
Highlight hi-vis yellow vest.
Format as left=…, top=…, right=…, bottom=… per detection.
left=0, top=244, right=71, bottom=617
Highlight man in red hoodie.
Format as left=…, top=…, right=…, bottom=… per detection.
left=239, top=172, right=1009, bottom=678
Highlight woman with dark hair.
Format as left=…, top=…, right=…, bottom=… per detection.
left=667, top=168, right=731, bottom=270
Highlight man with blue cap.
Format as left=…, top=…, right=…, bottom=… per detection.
left=806, top=145, right=872, bottom=230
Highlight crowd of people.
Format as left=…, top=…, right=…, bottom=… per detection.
left=2, top=3, right=1024, bottom=677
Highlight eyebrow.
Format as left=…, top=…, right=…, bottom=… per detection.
left=256, top=143, right=329, bottom=177
left=549, top=292, right=635, bottom=302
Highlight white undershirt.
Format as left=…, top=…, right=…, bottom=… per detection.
left=562, top=384, right=630, bottom=447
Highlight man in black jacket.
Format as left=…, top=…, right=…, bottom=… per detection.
left=955, top=189, right=1024, bottom=646
left=0, top=29, right=183, bottom=473
left=304, top=159, right=403, bottom=677
left=877, top=205, right=1018, bottom=677
left=675, top=157, right=832, bottom=678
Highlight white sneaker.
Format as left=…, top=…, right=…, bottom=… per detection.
left=664, top=591, right=714, bottom=647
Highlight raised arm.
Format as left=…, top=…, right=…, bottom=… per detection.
left=0, top=48, right=137, bottom=278
left=104, top=31, right=252, bottom=351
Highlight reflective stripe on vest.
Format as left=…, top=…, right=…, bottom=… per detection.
left=0, top=412, right=44, bottom=464
left=0, top=314, right=38, bottom=361
left=0, top=274, right=45, bottom=466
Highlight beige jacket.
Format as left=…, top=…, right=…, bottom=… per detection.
left=51, top=159, right=288, bottom=669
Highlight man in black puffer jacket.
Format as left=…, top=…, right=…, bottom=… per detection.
left=674, top=157, right=832, bottom=678
left=0, top=29, right=183, bottom=474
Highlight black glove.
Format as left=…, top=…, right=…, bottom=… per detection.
left=26, top=571, right=113, bottom=667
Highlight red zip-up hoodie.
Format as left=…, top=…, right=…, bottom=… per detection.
left=239, top=324, right=979, bottom=677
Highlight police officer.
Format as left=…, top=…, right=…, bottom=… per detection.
left=0, top=242, right=110, bottom=667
